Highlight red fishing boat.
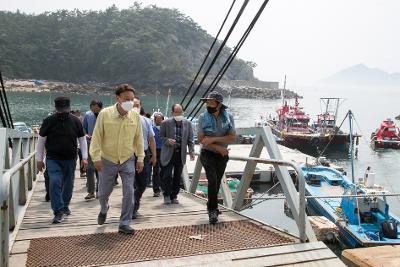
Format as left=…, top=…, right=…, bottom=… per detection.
left=267, top=97, right=325, bottom=149
left=312, top=98, right=352, bottom=147
left=371, top=119, right=400, bottom=149
left=265, top=97, right=359, bottom=151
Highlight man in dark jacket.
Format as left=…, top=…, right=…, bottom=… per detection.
left=36, top=96, right=88, bottom=224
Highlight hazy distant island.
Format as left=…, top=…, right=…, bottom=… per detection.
left=320, top=64, right=400, bottom=87
left=0, top=4, right=299, bottom=99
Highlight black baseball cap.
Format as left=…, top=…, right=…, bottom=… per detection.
left=201, top=91, right=227, bottom=108
left=54, top=96, right=71, bottom=112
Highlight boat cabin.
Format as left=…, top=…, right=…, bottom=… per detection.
left=377, top=119, right=400, bottom=140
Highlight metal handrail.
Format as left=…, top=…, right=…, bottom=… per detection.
left=0, top=152, right=36, bottom=267
left=225, top=154, right=309, bottom=242
left=0, top=124, right=36, bottom=266
left=192, top=152, right=311, bottom=243
left=244, top=193, right=400, bottom=200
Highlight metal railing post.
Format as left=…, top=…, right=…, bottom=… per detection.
left=181, top=165, right=191, bottom=191
left=189, top=157, right=203, bottom=194
left=0, top=173, right=10, bottom=267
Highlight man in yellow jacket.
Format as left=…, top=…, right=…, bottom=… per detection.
left=90, top=84, right=144, bottom=234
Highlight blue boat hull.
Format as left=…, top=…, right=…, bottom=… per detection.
left=302, top=165, right=400, bottom=248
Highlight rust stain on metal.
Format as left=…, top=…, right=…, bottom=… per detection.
left=1, top=201, right=7, bottom=211
left=27, top=220, right=295, bottom=267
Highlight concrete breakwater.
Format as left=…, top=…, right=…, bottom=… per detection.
left=4, top=79, right=301, bottom=99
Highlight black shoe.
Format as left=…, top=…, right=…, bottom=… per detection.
left=113, top=180, right=119, bottom=186
left=85, top=193, right=95, bottom=200
left=171, top=198, right=179, bottom=204
left=45, top=193, right=50, bottom=202
left=209, top=210, right=218, bottom=224
left=164, top=196, right=171, bottom=205
left=153, top=191, right=161, bottom=197
left=132, top=211, right=139, bottom=219
left=52, top=213, right=63, bottom=224
left=97, top=211, right=107, bottom=225
left=118, top=225, right=135, bottom=235
left=63, top=207, right=71, bottom=216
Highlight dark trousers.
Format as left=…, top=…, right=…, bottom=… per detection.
left=78, top=148, right=84, bottom=174
left=86, top=143, right=99, bottom=194
left=152, top=148, right=162, bottom=193
left=161, top=150, right=183, bottom=200
left=200, top=149, right=229, bottom=212
left=134, top=150, right=151, bottom=213
left=44, top=168, right=50, bottom=200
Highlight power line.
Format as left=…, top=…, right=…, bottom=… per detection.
left=0, top=72, right=14, bottom=128
left=0, top=71, right=12, bottom=128
left=187, top=0, right=270, bottom=119
left=180, top=0, right=237, bottom=107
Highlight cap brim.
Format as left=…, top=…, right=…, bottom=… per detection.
left=201, top=98, right=228, bottom=109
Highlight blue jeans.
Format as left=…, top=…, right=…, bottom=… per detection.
left=46, top=159, right=76, bottom=215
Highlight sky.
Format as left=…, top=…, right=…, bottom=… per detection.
left=2, top=0, right=399, bottom=86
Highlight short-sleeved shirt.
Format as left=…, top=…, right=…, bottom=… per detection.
left=140, top=116, right=155, bottom=151
left=83, top=111, right=97, bottom=136
left=197, top=112, right=236, bottom=150
left=39, top=113, right=85, bottom=160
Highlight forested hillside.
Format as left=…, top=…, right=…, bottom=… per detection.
left=0, top=4, right=256, bottom=92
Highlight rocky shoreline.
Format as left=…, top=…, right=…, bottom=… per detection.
left=4, top=79, right=301, bottom=99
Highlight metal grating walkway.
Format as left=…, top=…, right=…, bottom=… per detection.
left=26, top=220, right=294, bottom=267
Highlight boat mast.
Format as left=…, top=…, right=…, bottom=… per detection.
left=155, top=90, right=159, bottom=111
left=282, top=75, right=286, bottom=107
left=165, top=88, right=171, bottom=117
left=348, top=110, right=355, bottom=184
left=227, top=88, right=232, bottom=109
left=323, top=98, right=330, bottom=133
left=334, top=98, right=340, bottom=126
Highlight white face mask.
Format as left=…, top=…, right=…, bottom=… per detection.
left=174, top=115, right=184, bottom=122
left=121, top=101, right=134, bottom=112
left=132, top=107, right=140, bottom=114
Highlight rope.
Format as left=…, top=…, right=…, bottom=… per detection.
left=180, top=0, right=237, bottom=106
left=318, top=111, right=349, bottom=156
left=187, top=0, right=270, bottom=119
left=182, top=0, right=250, bottom=112
left=0, top=71, right=12, bottom=128
left=241, top=180, right=281, bottom=210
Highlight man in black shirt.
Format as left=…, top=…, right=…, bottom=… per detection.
left=36, top=96, right=88, bottom=224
